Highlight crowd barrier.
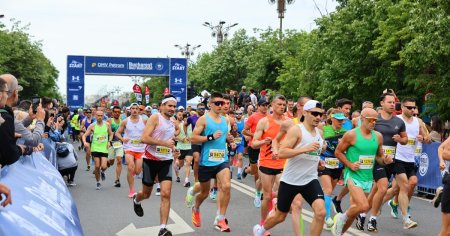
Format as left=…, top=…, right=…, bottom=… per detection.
left=0, top=152, right=84, bottom=236
left=416, top=142, right=445, bottom=195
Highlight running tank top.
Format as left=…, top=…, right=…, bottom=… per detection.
left=344, top=128, right=378, bottom=182
left=91, top=122, right=109, bottom=153
left=281, top=124, right=323, bottom=186
left=200, top=114, right=229, bottom=167
left=123, top=116, right=146, bottom=152
left=259, top=115, right=286, bottom=170
left=395, top=115, right=419, bottom=163
left=321, top=125, right=347, bottom=169
left=144, top=113, right=176, bottom=161
left=176, top=121, right=192, bottom=150
left=84, top=117, right=95, bottom=142
left=110, top=118, right=121, bottom=142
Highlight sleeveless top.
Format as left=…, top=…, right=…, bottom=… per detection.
left=144, top=113, right=176, bottom=161
left=259, top=115, right=286, bottom=170
left=344, top=128, right=378, bottom=182
left=281, top=124, right=323, bottom=186
left=91, top=122, right=109, bottom=153
left=200, top=114, right=228, bottom=166
left=83, top=117, right=95, bottom=142
left=176, top=121, right=192, bottom=150
left=123, top=116, right=146, bottom=152
left=321, top=125, right=347, bottom=169
left=396, top=115, right=419, bottom=163
left=110, top=118, right=121, bottom=142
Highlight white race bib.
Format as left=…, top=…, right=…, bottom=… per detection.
left=208, top=149, right=225, bottom=162
left=130, top=139, right=141, bottom=145
left=234, top=137, right=242, bottom=144
left=112, top=141, right=122, bottom=149
left=155, top=146, right=172, bottom=158
left=382, top=145, right=396, bottom=156
left=325, top=157, right=340, bottom=169
left=359, top=155, right=375, bottom=169
left=96, top=134, right=107, bottom=143
left=407, top=138, right=415, bottom=146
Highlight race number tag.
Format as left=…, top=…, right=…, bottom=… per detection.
left=131, top=139, right=141, bottom=145
left=382, top=146, right=396, bottom=156
left=112, top=141, right=122, bottom=149
left=96, top=135, right=107, bottom=143
left=208, top=149, right=225, bottom=162
left=325, top=158, right=340, bottom=169
left=156, top=146, right=171, bottom=156
left=407, top=138, right=415, bottom=146
left=359, top=155, right=375, bottom=169
left=415, top=146, right=422, bottom=154
left=234, top=137, right=242, bottom=144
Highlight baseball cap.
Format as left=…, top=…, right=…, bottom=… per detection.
left=258, top=99, right=269, bottom=106
left=260, top=90, right=267, bottom=95
left=177, top=106, right=185, bottom=110
left=303, top=100, right=323, bottom=111
left=331, top=113, right=346, bottom=120
left=145, top=106, right=151, bottom=111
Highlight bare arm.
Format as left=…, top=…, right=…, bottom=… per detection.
left=115, top=119, right=128, bottom=143
left=190, top=116, right=208, bottom=144
left=438, top=137, right=450, bottom=170
left=251, top=118, right=269, bottom=149
left=242, top=119, right=253, bottom=137
left=397, top=131, right=408, bottom=145
left=82, top=124, right=94, bottom=146
left=278, top=125, right=321, bottom=159
left=375, top=132, right=391, bottom=165
left=335, top=131, right=356, bottom=168
left=272, top=120, right=294, bottom=155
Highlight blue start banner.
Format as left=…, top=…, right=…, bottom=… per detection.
left=0, top=153, right=84, bottom=236
left=67, top=56, right=187, bottom=109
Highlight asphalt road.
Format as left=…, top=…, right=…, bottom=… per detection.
left=68, top=146, right=442, bottom=236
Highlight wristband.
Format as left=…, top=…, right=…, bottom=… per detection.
left=207, top=134, right=215, bottom=141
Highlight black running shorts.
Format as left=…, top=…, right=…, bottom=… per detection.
left=142, top=159, right=173, bottom=186
left=277, top=179, right=324, bottom=213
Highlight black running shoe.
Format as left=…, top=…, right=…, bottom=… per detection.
left=355, top=214, right=365, bottom=231
left=176, top=177, right=181, bottom=183
left=332, top=196, right=343, bottom=213
left=158, top=228, right=172, bottom=236
left=433, top=186, right=443, bottom=208
left=132, top=194, right=144, bottom=217
left=184, top=182, right=191, bottom=187
left=242, top=166, right=248, bottom=179
left=114, top=180, right=121, bottom=188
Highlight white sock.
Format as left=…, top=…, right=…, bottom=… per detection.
left=160, top=224, right=166, bottom=229
left=360, top=213, right=366, bottom=217
left=238, top=168, right=242, bottom=174
left=156, top=183, right=160, bottom=189
left=257, top=225, right=266, bottom=236
left=370, top=215, right=377, bottom=221
left=340, top=212, right=348, bottom=222
left=133, top=197, right=140, bottom=205
left=185, top=177, right=189, bottom=183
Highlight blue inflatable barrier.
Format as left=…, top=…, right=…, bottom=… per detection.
left=42, top=138, right=58, bottom=169
left=0, top=152, right=84, bottom=236
left=417, top=142, right=442, bottom=194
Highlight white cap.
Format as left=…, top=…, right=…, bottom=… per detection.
left=177, top=106, right=185, bottom=110
left=303, top=100, right=323, bottom=111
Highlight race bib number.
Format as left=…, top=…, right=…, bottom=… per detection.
left=131, top=139, right=141, bottom=145
left=325, top=158, right=340, bottom=169
left=359, top=155, right=375, bottom=169
left=156, top=146, right=171, bottom=156
left=208, top=149, right=225, bottom=162
left=96, top=134, right=107, bottom=143
left=112, top=141, right=122, bottom=149
left=407, top=138, right=415, bottom=146
left=382, top=146, right=396, bottom=156
left=234, top=137, right=242, bottom=144
left=415, top=146, right=422, bottom=154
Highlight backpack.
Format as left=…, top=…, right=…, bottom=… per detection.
left=56, top=143, right=70, bottom=157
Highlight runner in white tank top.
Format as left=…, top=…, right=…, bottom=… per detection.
left=116, top=103, right=148, bottom=198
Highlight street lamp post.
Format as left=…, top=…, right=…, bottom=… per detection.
left=268, top=0, right=295, bottom=42
left=174, top=43, right=201, bottom=60
left=203, top=21, right=238, bottom=45
left=0, top=15, right=4, bottom=19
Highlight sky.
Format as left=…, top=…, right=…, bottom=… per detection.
left=2, top=0, right=338, bottom=98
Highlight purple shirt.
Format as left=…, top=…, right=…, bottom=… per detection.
left=187, top=115, right=199, bottom=130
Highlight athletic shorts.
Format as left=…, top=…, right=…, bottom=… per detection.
left=91, top=151, right=108, bottom=159
left=393, top=159, right=416, bottom=179
left=259, top=166, right=283, bottom=176
left=192, top=144, right=202, bottom=154
left=248, top=147, right=260, bottom=165
left=178, top=149, right=193, bottom=160
left=236, top=144, right=244, bottom=154
left=125, top=150, right=144, bottom=160
left=198, top=162, right=229, bottom=183
left=345, top=177, right=373, bottom=193
left=373, top=162, right=396, bottom=182
left=277, top=179, right=324, bottom=213
left=142, top=159, right=173, bottom=186
left=442, top=173, right=450, bottom=213
left=318, top=167, right=343, bottom=180
left=108, top=146, right=124, bottom=160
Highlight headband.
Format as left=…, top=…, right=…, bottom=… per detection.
left=162, top=97, right=177, bottom=104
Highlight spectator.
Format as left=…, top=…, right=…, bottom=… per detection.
left=259, top=90, right=268, bottom=103
left=249, top=89, right=258, bottom=108
left=0, top=74, right=33, bottom=167
left=0, top=183, right=12, bottom=207
left=430, top=116, right=444, bottom=142
left=56, top=142, right=78, bottom=186
left=238, top=86, right=247, bottom=108
left=14, top=100, right=46, bottom=146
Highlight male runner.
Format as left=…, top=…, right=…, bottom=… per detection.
left=336, top=98, right=353, bottom=131
left=132, top=95, right=179, bottom=236
left=116, top=103, right=147, bottom=198
left=234, top=109, right=245, bottom=180
left=438, top=136, right=450, bottom=236
left=242, top=99, right=268, bottom=207
left=107, top=105, right=124, bottom=187
left=252, top=95, right=287, bottom=231
left=253, top=100, right=326, bottom=236
left=190, top=92, right=234, bottom=232
left=285, top=99, right=295, bottom=119
left=359, top=93, right=407, bottom=232
left=175, top=110, right=193, bottom=186
left=80, top=109, right=95, bottom=171
left=332, top=108, right=393, bottom=236
left=83, top=110, right=114, bottom=190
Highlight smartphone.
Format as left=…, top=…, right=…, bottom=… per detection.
left=31, top=95, right=40, bottom=113
left=395, top=102, right=402, bottom=111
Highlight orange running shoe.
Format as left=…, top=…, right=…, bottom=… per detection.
left=192, top=207, right=201, bottom=227
left=215, top=218, right=231, bottom=232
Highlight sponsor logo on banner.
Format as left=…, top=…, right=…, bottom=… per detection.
left=171, top=88, right=185, bottom=95
left=69, top=60, right=83, bottom=68
left=72, top=95, right=79, bottom=101
left=174, top=78, right=183, bottom=85
left=419, top=152, right=429, bottom=176
left=71, top=76, right=81, bottom=83
left=68, top=86, right=83, bottom=92
left=156, top=63, right=164, bottom=71
left=172, top=63, right=185, bottom=71
left=92, top=62, right=125, bottom=69
left=129, top=62, right=152, bottom=70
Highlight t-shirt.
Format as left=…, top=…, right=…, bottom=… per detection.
left=342, top=118, right=352, bottom=131
left=246, top=112, right=266, bottom=146
left=375, top=114, right=406, bottom=159
left=187, top=115, right=199, bottom=130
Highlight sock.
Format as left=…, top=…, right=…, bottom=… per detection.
left=238, top=167, right=242, bottom=174
left=218, top=214, right=225, bottom=221
left=340, top=212, right=348, bottom=222
left=403, top=215, right=409, bottom=222
left=160, top=224, right=166, bottom=229
left=360, top=213, right=366, bottom=217
left=370, top=215, right=377, bottom=221
left=185, top=177, right=189, bottom=183
left=216, top=209, right=220, bottom=215
left=257, top=225, right=266, bottom=236
left=133, top=197, right=140, bottom=205
left=392, top=199, right=398, bottom=206
left=325, top=195, right=332, bottom=219
left=156, top=183, right=160, bottom=189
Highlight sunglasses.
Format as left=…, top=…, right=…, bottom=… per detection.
left=212, top=101, right=225, bottom=106
left=404, top=106, right=417, bottom=110
left=139, top=109, right=144, bottom=111
left=362, top=115, right=378, bottom=123
left=197, top=108, right=205, bottom=111
left=235, top=113, right=243, bottom=115
left=308, top=111, right=323, bottom=117
left=86, top=112, right=92, bottom=114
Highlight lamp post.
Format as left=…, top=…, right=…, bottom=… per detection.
left=174, top=43, right=201, bottom=60
left=0, top=14, right=4, bottom=19
left=268, top=0, right=295, bottom=42
left=203, top=21, right=238, bottom=45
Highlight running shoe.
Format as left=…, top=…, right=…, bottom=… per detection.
left=403, top=218, right=418, bottom=229
left=332, top=196, right=343, bottom=213
left=191, top=207, right=201, bottom=227
left=388, top=199, right=398, bottom=218
left=242, top=166, right=248, bottom=179
left=96, top=182, right=102, bottom=190
left=237, top=173, right=242, bottom=181
left=331, top=213, right=345, bottom=236
left=254, top=193, right=262, bottom=208
left=253, top=224, right=263, bottom=236
left=176, top=177, right=181, bottom=183
left=184, top=182, right=191, bottom=188
left=156, top=187, right=161, bottom=196
left=128, top=191, right=135, bottom=198
left=433, top=186, right=443, bottom=208
left=209, top=188, right=217, bottom=201
left=215, top=218, right=230, bottom=232
left=185, top=186, right=195, bottom=208
left=68, top=181, right=77, bottom=187
left=132, top=193, right=144, bottom=217
left=86, top=165, right=90, bottom=171
left=114, top=180, right=121, bottom=188
left=367, top=218, right=378, bottom=233
left=325, top=217, right=334, bottom=231
left=158, top=228, right=172, bottom=236
left=101, top=171, right=106, bottom=181
left=355, top=214, right=365, bottom=231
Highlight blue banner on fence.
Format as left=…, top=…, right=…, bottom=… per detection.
left=85, top=56, right=170, bottom=76
left=417, top=142, right=442, bottom=191
left=0, top=153, right=84, bottom=236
